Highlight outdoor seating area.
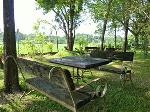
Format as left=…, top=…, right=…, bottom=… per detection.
left=0, top=51, right=150, bottom=111
left=16, top=58, right=108, bottom=111
left=3, top=51, right=134, bottom=111
left=0, top=0, right=150, bottom=112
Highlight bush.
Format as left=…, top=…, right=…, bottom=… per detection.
left=45, top=42, right=53, bottom=52
left=54, top=50, right=78, bottom=57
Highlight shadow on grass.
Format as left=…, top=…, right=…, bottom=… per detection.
left=23, top=97, right=71, bottom=112
left=22, top=97, right=104, bottom=112
left=0, top=69, right=4, bottom=80
left=0, top=92, right=24, bottom=112
left=105, top=79, right=150, bottom=112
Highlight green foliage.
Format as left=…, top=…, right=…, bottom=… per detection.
left=75, top=36, right=88, bottom=48
left=36, top=0, right=87, bottom=51
left=0, top=45, right=3, bottom=56
left=26, top=41, right=38, bottom=56
left=75, top=33, right=101, bottom=47
left=35, top=33, right=47, bottom=42
left=88, top=0, right=150, bottom=52
left=141, top=37, right=149, bottom=56
left=32, top=20, right=41, bottom=32
left=54, top=50, right=78, bottom=57
left=45, top=42, right=53, bottom=52
left=49, top=36, right=66, bottom=44
left=104, top=35, right=124, bottom=49
left=74, top=47, right=85, bottom=55
left=88, top=0, right=108, bottom=21
left=0, top=31, right=3, bottom=41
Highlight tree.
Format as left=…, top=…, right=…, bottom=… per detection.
left=3, top=0, right=21, bottom=93
left=110, top=0, right=150, bottom=51
left=36, top=0, right=85, bottom=51
left=107, top=19, right=122, bottom=48
left=107, top=0, right=133, bottom=52
left=88, top=0, right=113, bottom=51
left=129, top=0, right=150, bottom=47
left=37, top=19, right=60, bottom=51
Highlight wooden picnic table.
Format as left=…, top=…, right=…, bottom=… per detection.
left=48, top=56, right=111, bottom=82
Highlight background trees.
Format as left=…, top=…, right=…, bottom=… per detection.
left=88, top=0, right=113, bottom=51
left=88, top=0, right=150, bottom=52
left=34, top=0, right=150, bottom=53
left=36, top=0, right=85, bottom=51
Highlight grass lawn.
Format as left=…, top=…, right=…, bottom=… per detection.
left=17, top=43, right=79, bottom=54
left=0, top=51, right=150, bottom=112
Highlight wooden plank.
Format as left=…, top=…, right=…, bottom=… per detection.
left=22, top=62, right=107, bottom=112
left=98, top=65, right=126, bottom=74
left=26, top=77, right=76, bottom=111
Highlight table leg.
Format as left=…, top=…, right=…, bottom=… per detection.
left=76, top=68, right=85, bottom=83
left=72, top=67, right=75, bottom=78
left=73, top=68, right=86, bottom=83
left=76, top=68, right=79, bottom=83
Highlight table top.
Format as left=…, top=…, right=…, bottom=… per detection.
left=48, top=56, right=111, bottom=69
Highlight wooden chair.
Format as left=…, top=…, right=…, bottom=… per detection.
left=23, top=67, right=107, bottom=112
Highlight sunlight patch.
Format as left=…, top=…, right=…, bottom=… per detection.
left=0, top=80, right=4, bottom=88
left=145, top=91, right=150, bottom=97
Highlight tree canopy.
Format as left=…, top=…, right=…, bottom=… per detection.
left=88, top=0, right=150, bottom=52
left=36, top=0, right=86, bottom=51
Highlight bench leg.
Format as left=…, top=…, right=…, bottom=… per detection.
left=127, top=72, right=133, bottom=85
left=120, top=73, right=126, bottom=86
left=72, top=67, right=75, bottom=78
left=74, top=68, right=85, bottom=84
left=120, top=72, right=133, bottom=86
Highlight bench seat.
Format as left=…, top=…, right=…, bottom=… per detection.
left=26, top=77, right=91, bottom=111
left=98, top=65, right=126, bottom=74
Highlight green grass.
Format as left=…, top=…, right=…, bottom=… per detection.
left=17, top=43, right=79, bottom=54
left=17, top=43, right=67, bottom=54
left=0, top=52, right=150, bottom=112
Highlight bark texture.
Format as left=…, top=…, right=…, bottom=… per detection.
left=3, top=0, right=21, bottom=93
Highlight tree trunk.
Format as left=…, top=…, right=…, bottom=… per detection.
left=123, top=19, right=129, bottom=52
left=114, top=26, right=117, bottom=48
left=101, top=19, right=107, bottom=51
left=3, top=0, right=21, bottom=93
left=134, top=35, right=139, bottom=47
left=100, top=0, right=113, bottom=51
left=66, top=34, right=74, bottom=51
left=67, top=1, right=75, bottom=51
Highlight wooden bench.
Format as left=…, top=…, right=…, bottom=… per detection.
left=90, top=50, right=134, bottom=84
left=19, top=59, right=107, bottom=112
left=105, top=48, right=116, bottom=52
left=90, top=49, right=113, bottom=59
left=85, top=47, right=100, bottom=53
left=17, top=58, right=55, bottom=78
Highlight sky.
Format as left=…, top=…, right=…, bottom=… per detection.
left=0, top=0, right=98, bottom=36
